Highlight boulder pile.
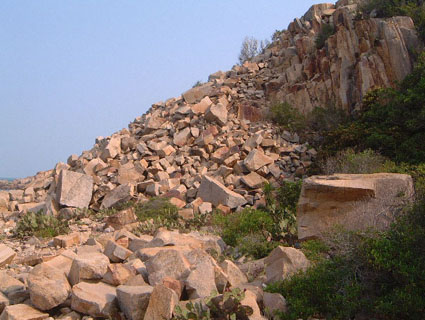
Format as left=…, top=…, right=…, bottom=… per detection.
left=0, top=224, right=310, bottom=319
left=1, top=0, right=421, bottom=219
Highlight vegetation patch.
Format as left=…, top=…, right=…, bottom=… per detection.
left=315, top=23, right=336, bottom=49
left=213, top=181, right=301, bottom=259
left=15, top=211, right=70, bottom=238
left=266, top=200, right=425, bottom=320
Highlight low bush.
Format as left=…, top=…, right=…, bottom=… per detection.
left=213, top=181, right=302, bottom=259
left=320, top=148, right=388, bottom=175
left=15, top=211, right=70, bottom=238
left=266, top=200, right=425, bottom=320
left=269, top=102, right=307, bottom=132
left=132, top=197, right=211, bottom=235
left=321, top=53, right=425, bottom=165
left=315, top=23, right=336, bottom=49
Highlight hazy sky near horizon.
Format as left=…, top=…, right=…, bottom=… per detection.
left=0, top=0, right=319, bottom=178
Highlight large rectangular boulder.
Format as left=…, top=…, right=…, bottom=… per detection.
left=297, top=173, right=415, bottom=240
left=197, top=175, right=247, bottom=209
left=56, top=170, right=93, bottom=208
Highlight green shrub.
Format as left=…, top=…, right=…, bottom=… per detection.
left=320, top=148, right=388, bottom=174
left=301, top=239, right=329, bottom=264
left=213, top=181, right=302, bottom=258
left=315, top=23, right=336, bottom=49
left=132, top=197, right=212, bottom=235
left=264, top=181, right=302, bottom=243
left=321, top=53, right=425, bottom=165
left=213, top=208, right=274, bottom=248
left=266, top=200, right=425, bottom=320
left=174, top=288, right=253, bottom=320
left=269, top=102, right=307, bottom=132
left=134, top=197, right=179, bottom=222
left=15, top=211, right=70, bottom=238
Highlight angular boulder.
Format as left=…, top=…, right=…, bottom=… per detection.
left=244, top=149, right=274, bottom=172
left=27, top=263, right=71, bottom=310
left=146, top=249, right=191, bottom=286
left=197, top=175, right=247, bottom=209
left=182, top=84, right=213, bottom=104
left=0, top=245, right=15, bottom=268
left=71, top=282, right=118, bottom=318
left=297, top=173, right=415, bottom=240
left=117, top=285, right=153, bottom=320
left=205, top=103, right=228, bottom=126
left=0, top=304, right=49, bottom=320
left=264, top=246, right=309, bottom=284
left=100, top=184, right=134, bottom=209
left=144, top=284, right=179, bottom=320
left=69, top=252, right=110, bottom=285
left=56, top=170, right=93, bottom=208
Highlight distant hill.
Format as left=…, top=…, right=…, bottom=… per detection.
left=0, top=177, right=14, bottom=182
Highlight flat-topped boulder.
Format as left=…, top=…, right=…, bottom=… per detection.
left=297, top=173, right=415, bottom=240
left=56, top=170, right=93, bottom=209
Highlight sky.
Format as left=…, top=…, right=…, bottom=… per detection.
left=0, top=0, right=320, bottom=179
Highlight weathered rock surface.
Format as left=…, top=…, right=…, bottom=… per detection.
left=0, top=246, right=15, bottom=268
left=117, top=285, right=153, bottom=320
left=0, top=304, right=49, bottom=320
left=56, top=170, right=93, bottom=209
left=144, top=284, right=179, bottom=320
left=198, top=175, right=247, bottom=209
left=297, top=173, right=415, bottom=240
left=27, top=263, right=71, bottom=310
left=71, top=282, right=118, bottom=318
left=69, top=252, right=110, bottom=285
left=265, top=246, right=310, bottom=283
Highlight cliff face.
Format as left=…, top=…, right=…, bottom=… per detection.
left=241, top=1, right=421, bottom=113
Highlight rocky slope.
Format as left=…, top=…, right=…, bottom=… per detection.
left=0, top=0, right=422, bottom=319
left=1, top=0, right=421, bottom=218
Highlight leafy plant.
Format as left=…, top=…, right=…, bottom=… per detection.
left=266, top=200, right=425, bottom=320
left=132, top=197, right=212, bottom=235
left=269, top=102, right=307, bottom=132
left=315, top=23, right=336, bottom=49
left=320, top=148, right=388, bottom=175
left=174, top=301, right=211, bottom=320
left=320, top=53, right=425, bottom=165
left=15, top=211, right=70, bottom=238
left=174, top=288, right=253, bottom=320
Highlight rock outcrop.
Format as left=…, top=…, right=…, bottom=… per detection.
left=297, top=173, right=415, bottom=239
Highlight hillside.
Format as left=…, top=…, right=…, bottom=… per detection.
left=0, top=0, right=424, bottom=319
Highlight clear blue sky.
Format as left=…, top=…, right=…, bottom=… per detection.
left=0, top=0, right=320, bottom=178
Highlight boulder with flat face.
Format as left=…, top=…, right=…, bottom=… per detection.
left=100, top=184, right=134, bottom=209
left=27, top=263, right=71, bottom=311
left=144, top=284, right=179, bottom=320
left=197, top=175, right=247, bottom=209
left=116, top=285, right=153, bottom=320
left=0, top=246, right=15, bottom=268
left=297, top=173, right=415, bottom=240
left=71, top=282, right=118, bottom=318
left=265, top=246, right=310, bottom=284
left=0, top=304, right=49, bottom=320
left=56, top=170, right=93, bottom=209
